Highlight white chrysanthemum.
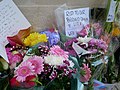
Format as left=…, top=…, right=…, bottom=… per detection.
left=77, top=37, right=92, bottom=43
left=44, top=55, right=64, bottom=66
left=77, top=36, right=92, bottom=47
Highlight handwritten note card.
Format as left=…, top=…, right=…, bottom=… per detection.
left=0, top=0, right=31, bottom=62
left=64, top=8, right=89, bottom=37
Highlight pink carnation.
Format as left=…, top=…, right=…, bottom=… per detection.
left=50, top=45, right=69, bottom=59
left=15, top=61, right=34, bottom=82
left=80, top=64, right=91, bottom=82
left=27, top=56, right=44, bottom=75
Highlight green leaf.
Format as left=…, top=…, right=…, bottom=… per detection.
left=91, top=64, right=105, bottom=80
left=69, top=56, right=84, bottom=90
left=0, top=62, right=4, bottom=71
left=71, top=78, right=84, bottom=90
left=0, top=75, right=9, bottom=90
left=33, top=86, right=45, bottom=90
left=26, top=43, right=41, bottom=55
left=69, top=56, right=80, bottom=70
left=59, top=33, right=72, bottom=43
left=71, top=78, right=77, bottom=90
left=0, top=58, right=9, bottom=71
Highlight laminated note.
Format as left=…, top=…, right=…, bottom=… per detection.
left=0, top=0, right=31, bottom=62
left=106, top=0, right=116, bottom=22
left=64, top=8, right=89, bottom=37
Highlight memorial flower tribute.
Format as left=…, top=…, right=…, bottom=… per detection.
left=0, top=0, right=120, bottom=90
left=4, top=28, right=78, bottom=90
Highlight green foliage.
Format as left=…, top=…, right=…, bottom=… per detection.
left=59, top=33, right=72, bottom=43
left=44, top=77, right=71, bottom=90
left=0, top=75, right=10, bottom=90
left=103, top=55, right=118, bottom=83
left=0, top=58, right=9, bottom=72
left=26, top=43, right=41, bottom=56
left=69, top=56, right=84, bottom=90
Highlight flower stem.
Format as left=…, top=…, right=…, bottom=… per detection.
left=34, top=80, right=42, bottom=85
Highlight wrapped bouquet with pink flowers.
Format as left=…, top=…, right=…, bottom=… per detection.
left=4, top=28, right=79, bottom=90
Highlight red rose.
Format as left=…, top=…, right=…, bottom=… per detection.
left=10, top=77, right=20, bottom=87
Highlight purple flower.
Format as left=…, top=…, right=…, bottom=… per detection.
left=95, top=28, right=102, bottom=36
left=92, top=23, right=101, bottom=29
left=88, top=38, right=108, bottom=53
left=63, top=60, right=70, bottom=66
left=64, top=38, right=77, bottom=56
left=92, top=23, right=103, bottom=37
left=96, top=40, right=108, bottom=51
left=49, top=70, right=57, bottom=80
left=78, top=29, right=88, bottom=37
left=43, top=64, right=52, bottom=74
left=40, top=28, right=60, bottom=46
left=67, top=50, right=77, bottom=56
left=88, top=48, right=98, bottom=54
left=64, top=38, right=77, bottom=46
left=88, top=39, right=97, bottom=47
left=6, top=48, right=23, bottom=65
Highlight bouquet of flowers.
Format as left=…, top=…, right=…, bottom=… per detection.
left=5, top=28, right=80, bottom=90
left=59, top=22, right=110, bottom=89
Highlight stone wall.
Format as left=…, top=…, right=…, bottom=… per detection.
left=13, top=0, right=107, bottom=31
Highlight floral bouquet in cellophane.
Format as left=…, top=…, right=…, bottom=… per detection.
left=59, top=22, right=111, bottom=89
left=5, top=28, right=79, bottom=90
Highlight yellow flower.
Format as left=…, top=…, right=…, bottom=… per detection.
left=24, top=32, right=48, bottom=46
left=112, top=27, right=120, bottom=37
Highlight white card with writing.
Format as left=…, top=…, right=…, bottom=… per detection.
left=64, top=8, right=89, bottom=37
left=0, top=0, right=31, bottom=62
left=106, top=0, right=116, bottom=22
